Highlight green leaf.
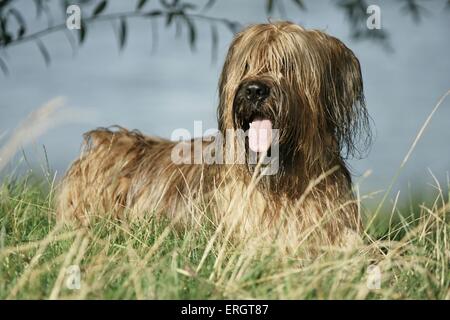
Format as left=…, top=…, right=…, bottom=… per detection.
left=118, top=18, right=127, bottom=50
left=78, top=20, right=87, bottom=45
left=291, top=0, right=306, bottom=10
left=33, top=0, right=44, bottom=18
left=266, top=0, right=274, bottom=13
left=202, top=0, right=217, bottom=11
left=224, top=21, right=239, bottom=34
left=18, top=26, right=26, bottom=38
left=0, top=56, right=9, bottom=76
left=166, top=11, right=176, bottom=26
left=0, top=17, right=12, bottom=46
left=8, top=8, right=27, bottom=39
left=160, top=0, right=179, bottom=9
left=1, top=33, right=13, bottom=46
left=144, top=10, right=162, bottom=17
left=136, top=0, right=148, bottom=11
left=35, top=39, right=50, bottom=66
left=182, top=16, right=196, bottom=51
left=92, top=0, right=108, bottom=17
left=202, top=0, right=218, bottom=11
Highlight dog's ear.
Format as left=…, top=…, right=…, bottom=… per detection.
left=320, top=36, right=372, bottom=159
left=217, top=33, right=244, bottom=133
left=217, top=54, right=231, bottom=133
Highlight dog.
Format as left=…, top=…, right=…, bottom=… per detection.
left=57, top=21, right=371, bottom=248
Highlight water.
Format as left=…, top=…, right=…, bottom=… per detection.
left=1, top=0, right=449, bottom=198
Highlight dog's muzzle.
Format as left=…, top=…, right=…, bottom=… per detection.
left=234, top=80, right=274, bottom=153
left=242, top=81, right=270, bottom=103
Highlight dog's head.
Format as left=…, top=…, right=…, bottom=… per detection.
left=217, top=21, right=371, bottom=170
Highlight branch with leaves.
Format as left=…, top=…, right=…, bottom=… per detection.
left=0, top=0, right=448, bottom=75
left=0, top=0, right=242, bottom=74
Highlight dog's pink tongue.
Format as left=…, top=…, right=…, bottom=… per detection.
left=249, top=119, right=273, bottom=153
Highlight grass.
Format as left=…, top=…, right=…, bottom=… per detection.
left=0, top=91, right=448, bottom=299
left=0, top=173, right=448, bottom=300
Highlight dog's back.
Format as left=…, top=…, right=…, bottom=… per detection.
left=57, top=127, right=213, bottom=225
left=57, top=22, right=369, bottom=249
left=57, top=126, right=361, bottom=249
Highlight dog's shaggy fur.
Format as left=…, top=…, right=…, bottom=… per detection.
left=57, top=22, right=371, bottom=247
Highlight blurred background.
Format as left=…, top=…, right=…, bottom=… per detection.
left=0, top=0, right=449, bottom=199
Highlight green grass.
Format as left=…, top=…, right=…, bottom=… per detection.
left=0, top=174, right=448, bottom=300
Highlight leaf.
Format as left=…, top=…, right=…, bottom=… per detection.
left=0, top=1, right=9, bottom=10
left=291, top=0, right=306, bottom=10
left=266, top=0, right=274, bottom=13
left=33, top=0, right=44, bottom=18
left=18, top=25, right=26, bottom=38
left=182, top=15, right=196, bottom=51
left=160, top=0, right=179, bottom=9
left=166, top=11, right=176, bottom=26
left=0, top=17, right=13, bottom=46
left=224, top=21, right=240, bottom=34
left=35, top=39, right=50, bottom=66
left=401, top=0, right=428, bottom=23
left=0, top=33, right=13, bottom=46
left=0, top=56, right=9, bottom=76
left=8, top=8, right=27, bottom=38
left=202, top=0, right=217, bottom=11
left=78, top=20, right=87, bottom=45
left=118, top=18, right=127, bottom=50
left=136, top=0, right=148, bottom=11
left=92, top=0, right=108, bottom=17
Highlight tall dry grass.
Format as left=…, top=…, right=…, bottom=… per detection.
left=0, top=92, right=449, bottom=299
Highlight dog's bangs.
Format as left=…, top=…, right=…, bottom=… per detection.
left=235, top=33, right=306, bottom=82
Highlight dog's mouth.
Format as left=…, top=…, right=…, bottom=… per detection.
left=247, top=117, right=273, bottom=153
left=237, top=112, right=274, bottom=154
left=232, top=84, right=276, bottom=154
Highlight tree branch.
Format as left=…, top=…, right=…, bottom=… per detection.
left=2, top=9, right=239, bottom=49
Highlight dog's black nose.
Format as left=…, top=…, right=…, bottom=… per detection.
left=244, top=81, right=270, bottom=102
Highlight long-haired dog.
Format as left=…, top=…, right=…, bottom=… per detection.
left=57, top=21, right=371, bottom=249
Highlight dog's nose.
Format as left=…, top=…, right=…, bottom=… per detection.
left=244, top=82, right=270, bottom=102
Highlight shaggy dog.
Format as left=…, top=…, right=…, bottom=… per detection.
left=57, top=21, right=371, bottom=248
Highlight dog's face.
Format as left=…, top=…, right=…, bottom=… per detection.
left=217, top=22, right=371, bottom=170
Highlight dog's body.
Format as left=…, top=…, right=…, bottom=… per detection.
left=57, top=22, right=370, bottom=247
